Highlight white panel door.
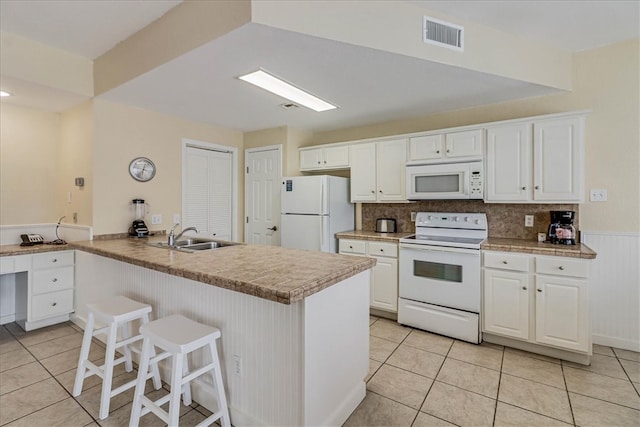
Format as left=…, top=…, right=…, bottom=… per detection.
left=445, top=129, right=483, bottom=158
left=371, top=256, right=398, bottom=312
left=483, top=269, right=530, bottom=339
left=485, top=123, right=532, bottom=202
left=184, top=146, right=233, bottom=240
left=245, top=147, right=281, bottom=245
left=350, top=143, right=377, bottom=202
left=377, top=139, right=407, bottom=201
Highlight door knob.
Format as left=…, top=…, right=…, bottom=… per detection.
left=267, top=226, right=278, bottom=231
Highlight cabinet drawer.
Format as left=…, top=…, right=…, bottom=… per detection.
left=536, top=256, right=587, bottom=278
left=32, top=251, right=74, bottom=269
left=32, top=266, right=74, bottom=295
left=31, top=289, right=73, bottom=320
left=484, top=251, right=530, bottom=272
left=368, top=242, right=398, bottom=258
left=339, top=239, right=367, bottom=255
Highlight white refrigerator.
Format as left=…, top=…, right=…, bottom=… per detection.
left=281, top=175, right=354, bottom=253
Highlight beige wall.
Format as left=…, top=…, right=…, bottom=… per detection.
left=0, top=104, right=61, bottom=224
left=92, top=99, right=244, bottom=236
left=59, top=101, right=94, bottom=226
left=313, top=40, right=640, bottom=233
left=243, top=126, right=313, bottom=177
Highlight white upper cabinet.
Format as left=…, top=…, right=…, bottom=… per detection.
left=485, top=115, right=584, bottom=203
left=409, top=129, right=483, bottom=163
left=299, top=145, right=349, bottom=171
left=350, top=139, right=407, bottom=203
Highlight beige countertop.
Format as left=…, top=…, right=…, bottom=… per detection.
left=50, top=237, right=375, bottom=305
left=336, top=230, right=413, bottom=242
left=0, top=243, right=73, bottom=257
left=481, top=237, right=597, bottom=259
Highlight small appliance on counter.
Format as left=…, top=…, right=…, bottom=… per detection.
left=129, top=198, right=150, bottom=237
left=375, top=218, right=397, bottom=233
left=547, top=210, right=576, bottom=245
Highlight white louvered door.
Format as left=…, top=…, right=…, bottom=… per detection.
left=184, top=146, right=232, bottom=240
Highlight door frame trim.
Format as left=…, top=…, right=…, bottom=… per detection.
left=181, top=138, right=239, bottom=241
left=244, top=144, right=283, bottom=243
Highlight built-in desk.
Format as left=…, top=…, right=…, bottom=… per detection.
left=0, top=245, right=75, bottom=330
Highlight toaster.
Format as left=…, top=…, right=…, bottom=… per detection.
left=375, top=218, right=397, bottom=233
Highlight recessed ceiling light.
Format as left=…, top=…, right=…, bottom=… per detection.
left=0, top=91, right=11, bottom=97
left=238, top=69, right=337, bottom=112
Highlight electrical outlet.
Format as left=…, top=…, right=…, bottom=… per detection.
left=411, top=212, right=417, bottom=222
left=233, top=354, right=242, bottom=376
left=151, top=214, right=162, bottom=225
left=590, top=189, right=608, bottom=202
left=525, top=215, right=534, bottom=227
left=173, top=214, right=180, bottom=224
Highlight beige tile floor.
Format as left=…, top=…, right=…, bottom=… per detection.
left=1, top=318, right=639, bottom=426
left=0, top=321, right=215, bottom=426
left=345, top=316, right=640, bottom=427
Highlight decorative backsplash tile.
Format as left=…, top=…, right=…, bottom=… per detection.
left=362, top=201, right=579, bottom=241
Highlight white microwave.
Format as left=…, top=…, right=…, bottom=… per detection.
left=406, top=161, right=484, bottom=200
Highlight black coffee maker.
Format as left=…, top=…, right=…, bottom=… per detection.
left=547, top=211, right=576, bottom=245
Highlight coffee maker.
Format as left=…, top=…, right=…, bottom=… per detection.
left=129, top=198, right=150, bottom=237
left=547, top=211, right=576, bottom=245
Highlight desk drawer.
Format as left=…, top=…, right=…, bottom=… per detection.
left=484, top=251, right=530, bottom=272
left=31, top=289, right=73, bottom=320
left=536, top=256, right=588, bottom=278
left=339, top=239, right=367, bottom=255
left=32, top=266, right=74, bottom=294
left=32, top=251, right=74, bottom=270
left=368, top=242, right=398, bottom=258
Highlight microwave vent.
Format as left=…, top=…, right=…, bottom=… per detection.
left=423, top=16, right=464, bottom=51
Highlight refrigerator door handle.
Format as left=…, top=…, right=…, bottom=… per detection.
left=320, top=217, right=324, bottom=250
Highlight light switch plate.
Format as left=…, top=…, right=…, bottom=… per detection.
left=590, top=189, right=608, bottom=202
left=173, top=214, right=180, bottom=224
left=151, top=214, right=162, bottom=225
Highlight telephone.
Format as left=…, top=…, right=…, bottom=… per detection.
left=20, top=234, right=44, bottom=246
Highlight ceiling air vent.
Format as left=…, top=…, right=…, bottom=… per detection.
left=280, top=102, right=299, bottom=110
left=423, top=16, right=464, bottom=51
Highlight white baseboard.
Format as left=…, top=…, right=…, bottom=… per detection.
left=593, top=334, right=640, bottom=352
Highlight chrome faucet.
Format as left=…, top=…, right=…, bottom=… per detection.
left=168, top=223, right=199, bottom=246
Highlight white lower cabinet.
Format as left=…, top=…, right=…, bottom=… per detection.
left=482, top=251, right=589, bottom=353
left=339, top=239, right=398, bottom=313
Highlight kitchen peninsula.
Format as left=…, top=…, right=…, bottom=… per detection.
left=69, top=237, right=375, bottom=427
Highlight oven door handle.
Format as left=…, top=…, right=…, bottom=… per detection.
left=399, top=243, right=480, bottom=255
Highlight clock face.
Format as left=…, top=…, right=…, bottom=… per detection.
left=129, top=157, right=156, bottom=182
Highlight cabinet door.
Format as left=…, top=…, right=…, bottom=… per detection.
left=485, top=123, right=532, bottom=202
left=377, top=139, right=407, bottom=201
left=371, top=256, right=398, bottom=312
left=445, top=129, right=483, bottom=158
left=535, top=275, right=588, bottom=352
left=324, top=146, right=350, bottom=168
left=299, top=148, right=324, bottom=170
left=533, top=117, right=583, bottom=201
left=483, top=269, right=530, bottom=340
left=350, top=143, right=377, bottom=202
left=408, top=134, right=443, bottom=162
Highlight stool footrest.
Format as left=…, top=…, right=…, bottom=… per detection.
left=139, top=395, right=170, bottom=423
left=196, top=411, right=224, bottom=427
left=181, top=363, right=215, bottom=386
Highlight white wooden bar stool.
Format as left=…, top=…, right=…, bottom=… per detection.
left=72, top=296, right=162, bottom=420
left=129, top=314, right=231, bottom=427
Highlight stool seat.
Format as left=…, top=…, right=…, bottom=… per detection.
left=73, top=296, right=161, bottom=420
left=130, top=315, right=231, bottom=427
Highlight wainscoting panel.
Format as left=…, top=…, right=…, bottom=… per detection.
left=582, top=231, right=640, bottom=351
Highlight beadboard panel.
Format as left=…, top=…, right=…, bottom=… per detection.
left=74, top=250, right=304, bottom=426
left=582, top=232, right=640, bottom=351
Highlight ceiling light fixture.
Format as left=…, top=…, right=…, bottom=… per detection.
left=238, top=69, right=337, bottom=112
left=0, top=91, right=11, bottom=97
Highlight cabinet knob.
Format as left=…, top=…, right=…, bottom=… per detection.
left=52, top=259, right=58, bottom=263
left=436, top=150, right=440, bottom=154
left=349, top=245, right=353, bottom=249
left=317, top=161, right=321, bottom=164
left=446, top=149, right=450, bottom=153
left=380, top=249, right=384, bottom=252
left=521, top=187, right=526, bottom=190
left=537, top=289, right=542, bottom=293
left=379, top=190, right=383, bottom=193
left=51, top=302, right=57, bottom=307
left=559, top=266, right=565, bottom=270
left=324, top=160, right=327, bottom=163
left=535, top=185, right=540, bottom=190
left=502, top=260, right=508, bottom=264
left=52, top=278, right=58, bottom=283
left=522, top=286, right=527, bottom=290
left=371, top=190, right=375, bottom=194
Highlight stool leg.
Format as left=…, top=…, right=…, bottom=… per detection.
left=98, top=321, right=118, bottom=420
left=168, top=352, right=184, bottom=426
left=129, top=337, right=152, bottom=427
left=209, top=341, right=231, bottom=427
left=181, top=354, right=192, bottom=406
left=141, top=312, right=162, bottom=390
left=120, top=320, right=134, bottom=372
left=73, top=312, right=95, bottom=397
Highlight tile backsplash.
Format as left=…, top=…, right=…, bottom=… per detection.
left=362, top=201, right=580, bottom=241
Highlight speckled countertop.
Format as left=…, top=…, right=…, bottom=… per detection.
left=336, top=230, right=413, bottom=242
left=482, top=237, right=597, bottom=259
left=0, top=243, right=73, bottom=256
left=51, top=237, right=376, bottom=304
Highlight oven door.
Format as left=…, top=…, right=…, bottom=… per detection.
left=399, top=243, right=481, bottom=312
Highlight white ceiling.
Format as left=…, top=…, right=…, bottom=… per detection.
left=1, top=0, right=638, bottom=132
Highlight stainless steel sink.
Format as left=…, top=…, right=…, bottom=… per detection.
left=148, top=238, right=239, bottom=252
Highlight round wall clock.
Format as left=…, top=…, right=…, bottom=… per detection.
left=129, top=157, right=156, bottom=182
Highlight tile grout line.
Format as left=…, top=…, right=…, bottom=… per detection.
left=560, top=358, right=578, bottom=426
left=492, top=347, right=505, bottom=426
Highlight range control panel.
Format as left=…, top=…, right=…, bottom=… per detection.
left=415, top=212, right=487, bottom=230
